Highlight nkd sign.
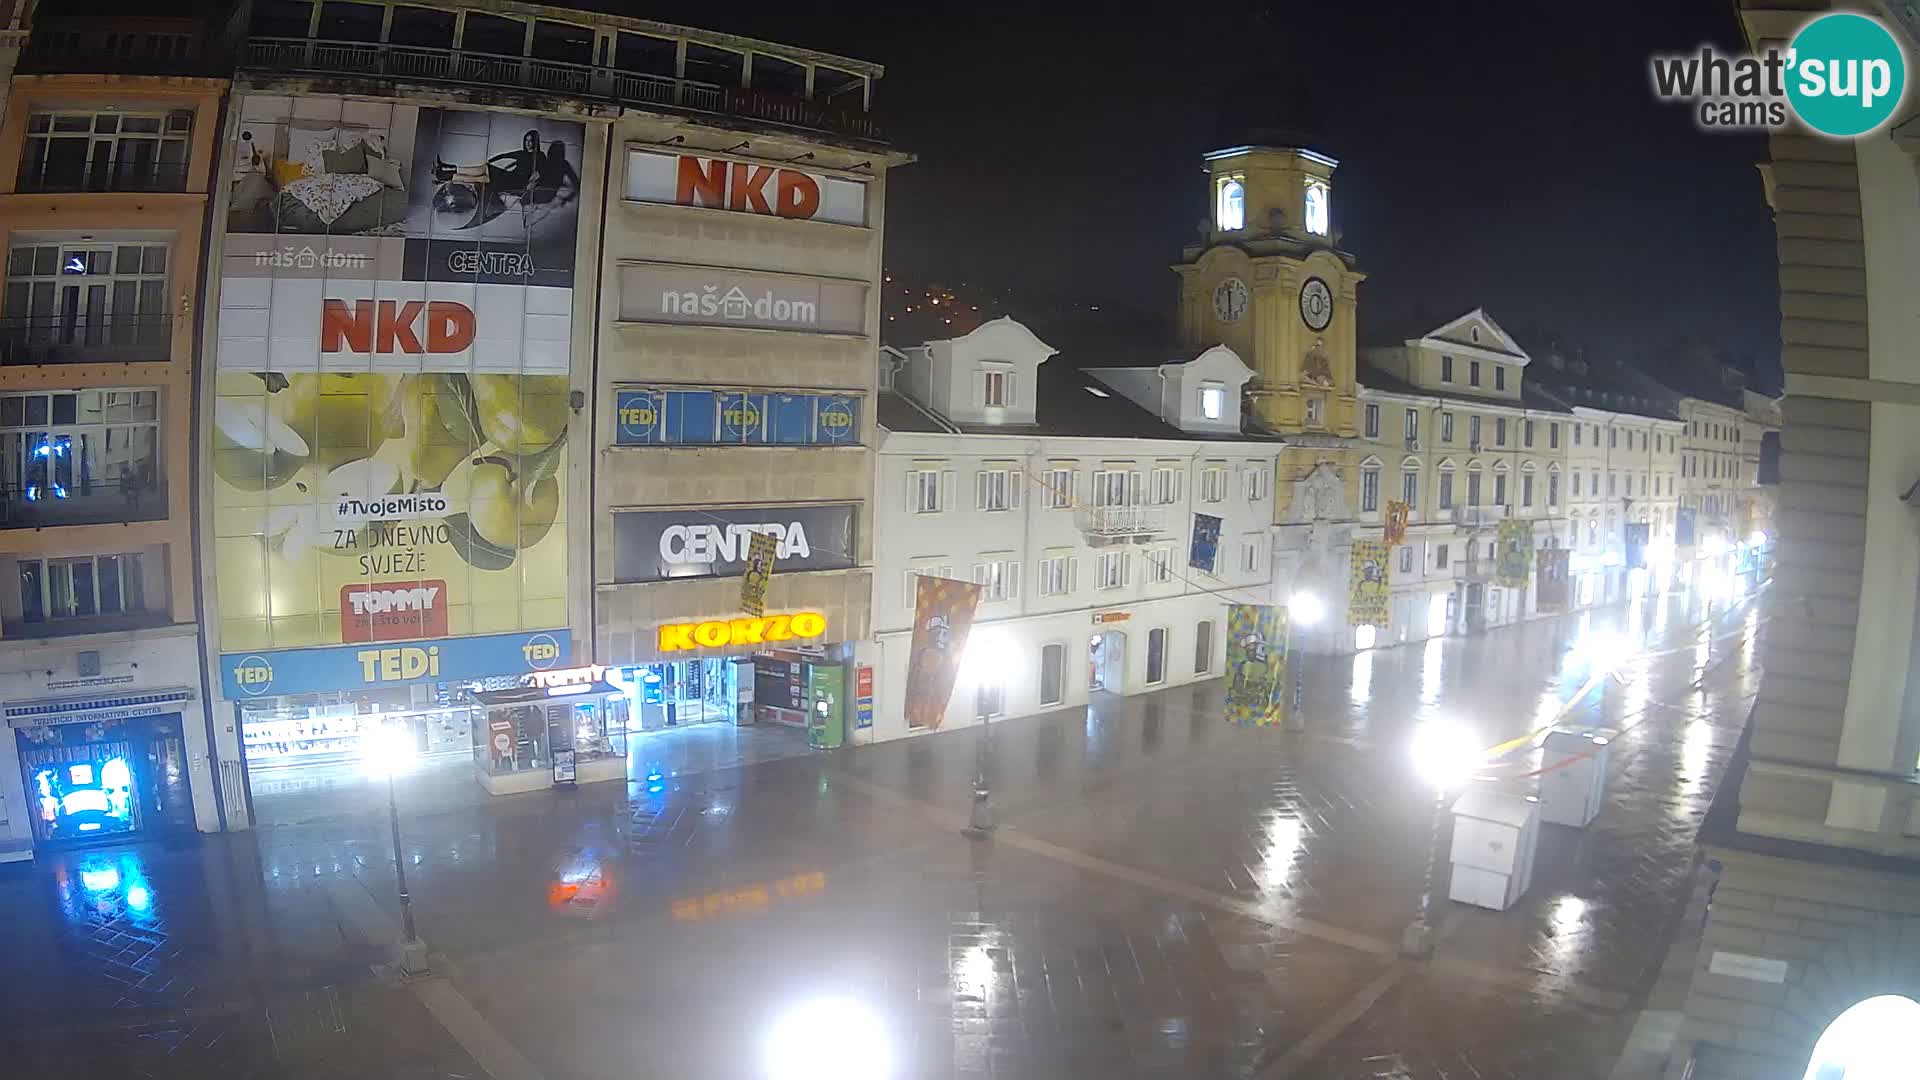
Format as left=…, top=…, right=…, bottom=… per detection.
left=618, top=263, right=868, bottom=336
left=625, top=150, right=868, bottom=226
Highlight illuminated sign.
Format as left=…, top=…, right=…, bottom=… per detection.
left=321, top=299, right=477, bottom=354
left=613, top=388, right=859, bottom=446
left=1092, top=611, right=1131, bottom=624
left=625, top=150, right=868, bottom=226
left=341, top=580, right=449, bottom=643
left=657, top=612, right=827, bottom=653
left=525, top=664, right=609, bottom=689
left=614, top=504, right=856, bottom=583
left=218, top=630, right=568, bottom=698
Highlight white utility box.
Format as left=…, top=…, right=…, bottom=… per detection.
left=1539, top=728, right=1610, bottom=827
left=1447, top=788, right=1541, bottom=911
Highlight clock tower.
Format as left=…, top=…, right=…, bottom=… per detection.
left=1172, top=104, right=1364, bottom=437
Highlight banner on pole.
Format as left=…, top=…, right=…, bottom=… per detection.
left=739, top=530, right=778, bottom=616
left=903, top=576, right=982, bottom=731
left=1536, top=547, right=1571, bottom=612
left=1383, top=500, right=1410, bottom=546
left=1495, top=519, right=1533, bottom=588
left=1624, top=522, right=1650, bottom=570
left=1348, top=540, right=1391, bottom=627
left=1225, top=604, right=1289, bottom=727
left=1189, top=512, right=1222, bottom=573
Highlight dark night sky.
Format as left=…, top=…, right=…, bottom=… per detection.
left=650, top=0, right=1782, bottom=388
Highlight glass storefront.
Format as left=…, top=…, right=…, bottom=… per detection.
left=15, top=711, right=192, bottom=845
left=472, top=683, right=628, bottom=794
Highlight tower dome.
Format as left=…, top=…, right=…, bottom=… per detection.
left=1214, top=65, right=1329, bottom=153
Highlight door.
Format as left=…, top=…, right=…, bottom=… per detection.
left=1039, top=642, right=1065, bottom=707
left=1146, top=628, right=1167, bottom=685
left=1465, top=584, right=1486, bottom=632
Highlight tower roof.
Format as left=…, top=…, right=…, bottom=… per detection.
left=1214, top=65, right=1330, bottom=153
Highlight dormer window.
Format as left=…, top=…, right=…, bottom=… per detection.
left=1217, top=177, right=1245, bottom=231
left=1303, top=181, right=1329, bottom=236
left=1199, top=382, right=1225, bottom=420
left=982, top=367, right=1011, bottom=407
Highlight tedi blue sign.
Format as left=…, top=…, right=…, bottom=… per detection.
left=220, top=630, right=570, bottom=699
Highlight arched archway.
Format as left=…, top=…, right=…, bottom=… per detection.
left=1803, top=994, right=1920, bottom=1079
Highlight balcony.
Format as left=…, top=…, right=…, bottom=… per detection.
left=15, top=161, right=191, bottom=195
left=0, top=316, right=173, bottom=366
left=1451, top=504, right=1508, bottom=529
left=1076, top=504, right=1169, bottom=543
left=0, top=477, right=168, bottom=530
left=241, top=38, right=885, bottom=143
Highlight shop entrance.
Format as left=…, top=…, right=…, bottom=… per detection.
left=15, top=713, right=192, bottom=846
left=1088, top=630, right=1125, bottom=692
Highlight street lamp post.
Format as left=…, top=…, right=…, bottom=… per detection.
left=963, top=631, right=1011, bottom=839
left=1285, top=590, right=1322, bottom=731
left=1402, top=719, right=1480, bottom=959
left=376, top=736, right=429, bottom=975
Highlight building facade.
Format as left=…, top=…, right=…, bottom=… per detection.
left=1673, top=3, right=1920, bottom=1078
left=0, top=12, right=226, bottom=860
left=869, top=318, right=1277, bottom=739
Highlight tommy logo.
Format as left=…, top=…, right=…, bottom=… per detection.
left=341, top=580, right=449, bottom=643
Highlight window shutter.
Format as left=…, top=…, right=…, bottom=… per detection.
left=905, top=570, right=921, bottom=608
left=938, top=470, right=955, bottom=511
left=1005, top=374, right=1016, bottom=407
left=972, top=563, right=987, bottom=586
left=1008, top=469, right=1022, bottom=508
left=1006, top=561, right=1020, bottom=599
left=906, top=470, right=918, bottom=512
left=974, top=368, right=987, bottom=407
left=1128, top=471, right=1143, bottom=505
left=1067, top=557, right=1078, bottom=593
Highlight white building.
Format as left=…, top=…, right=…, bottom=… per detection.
left=865, top=318, right=1279, bottom=740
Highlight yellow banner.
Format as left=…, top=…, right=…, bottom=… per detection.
left=1348, top=540, right=1391, bottom=627
left=740, top=530, right=776, bottom=616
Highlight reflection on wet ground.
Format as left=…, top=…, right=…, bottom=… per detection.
left=0, top=586, right=1763, bottom=1078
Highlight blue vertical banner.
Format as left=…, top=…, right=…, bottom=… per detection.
left=1190, top=513, right=1223, bottom=573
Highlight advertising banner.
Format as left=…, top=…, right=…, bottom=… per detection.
left=612, top=504, right=856, bottom=583
left=1189, top=512, right=1222, bottom=573
left=903, top=576, right=981, bottom=731
left=624, top=150, right=869, bottom=226
left=1224, top=604, right=1289, bottom=727
left=1624, top=522, right=1651, bottom=570
left=1495, top=519, right=1534, bottom=588
left=219, top=629, right=568, bottom=699
left=618, top=263, right=868, bottom=335
left=740, top=530, right=777, bottom=616
left=1348, top=540, right=1391, bottom=628
left=1536, top=547, right=1571, bottom=613
left=1383, top=500, right=1410, bottom=546
left=614, top=388, right=858, bottom=446
left=1676, top=506, right=1698, bottom=548
left=212, top=95, right=581, bottom=660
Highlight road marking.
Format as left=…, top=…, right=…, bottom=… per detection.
left=1258, top=961, right=1405, bottom=1079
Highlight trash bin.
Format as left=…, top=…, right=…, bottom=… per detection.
left=1448, top=788, right=1541, bottom=911
left=1539, top=728, right=1610, bottom=828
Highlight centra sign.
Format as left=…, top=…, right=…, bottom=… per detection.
left=658, top=611, right=827, bottom=652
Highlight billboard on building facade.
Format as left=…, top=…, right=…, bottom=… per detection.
left=1225, top=603, right=1289, bottom=727
left=1496, top=519, right=1534, bottom=588
left=611, top=504, right=857, bottom=584
left=624, top=150, right=869, bottom=226
left=209, top=95, right=582, bottom=659
left=618, top=263, right=868, bottom=335
left=1348, top=540, right=1391, bottom=627
left=903, top=576, right=981, bottom=731
left=1536, top=548, right=1571, bottom=613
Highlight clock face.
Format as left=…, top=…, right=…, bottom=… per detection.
left=1299, top=277, right=1333, bottom=331
left=1212, top=278, right=1249, bottom=323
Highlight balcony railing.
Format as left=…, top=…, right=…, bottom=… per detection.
left=1076, top=504, right=1170, bottom=540
left=241, top=38, right=884, bottom=142
left=0, top=478, right=168, bottom=530
left=0, top=315, right=173, bottom=366
left=15, top=162, right=191, bottom=195
left=1451, top=504, right=1508, bottom=529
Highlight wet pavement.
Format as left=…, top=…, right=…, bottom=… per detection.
left=0, top=581, right=1763, bottom=1079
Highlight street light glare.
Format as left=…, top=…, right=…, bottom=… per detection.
left=766, top=997, right=891, bottom=1080
left=1410, top=720, right=1481, bottom=791
left=1289, top=590, right=1325, bottom=627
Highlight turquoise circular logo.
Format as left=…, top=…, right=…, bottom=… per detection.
left=1787, top=13, right=1906, bottom=137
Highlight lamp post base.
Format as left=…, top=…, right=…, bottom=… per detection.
left=1399, top=920, right=1435, bottom=959
left=390, top=937, right=432, bottom=977
left=964, top=779, right=996, bottom=838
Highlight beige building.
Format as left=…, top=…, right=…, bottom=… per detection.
left=1673, top=3, right=1920, bottom=1078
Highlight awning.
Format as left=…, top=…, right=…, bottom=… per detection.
left=471, top=682, right=622, bottom=707
left=4, top=688, right=196, bottom=728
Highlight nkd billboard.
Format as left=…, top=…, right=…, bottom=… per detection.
left=211, top=95, right=584, bottom=657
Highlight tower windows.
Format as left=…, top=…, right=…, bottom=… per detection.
left=1217, top=177, right=1245, bottom=231
left=1304, top=180, right=1329, bottom=236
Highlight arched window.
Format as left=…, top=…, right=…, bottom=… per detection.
left=1804, top=995, right=1920, bottom=1079
left=1217, top=178, right=1245, bottom=231
left=1304, top=181, right=1329, bottom=236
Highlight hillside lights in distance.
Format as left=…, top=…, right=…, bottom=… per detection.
left=1289, top=590, right=1325, bottom=627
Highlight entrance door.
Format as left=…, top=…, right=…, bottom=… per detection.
left=1039, top=642, right=1065, bottom=707
left=1089, top=630, right=1125, bottom=692
left=1465, top=584, right=1486, bottom=632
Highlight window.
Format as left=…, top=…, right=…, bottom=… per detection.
left=1304, top=395, right=1325, bottom=427
left=1607, top=472, right=1616, bottom=496
left=1495, top=417, right=1507, bottom=447
left=1096, top=550, right=1128, bottom=590
left=1404, top=409, right=1419, bottom=442
left=909, top=468, right=946, bottom=513
left=1573, top=424, right=1582, bottom=447
left=1244, top=465, right=1269, bottom=502
left=1587, top=519, right=1598, bottom=546
left=1467, top=470, right=1483, bottom=506
left=982, top=369, right=1010, bottom=408
left=1198, top=383, right=1227, bottom=421
left=1548, top=472, right=1560, bottom=506
left=975, top=467, right=1020, bottom=511
left=1440, top=355, right=1454, bottom=383
left=1240, top=533, right=1263, bottom=573
left=1495, top=366, right=1507, bottom=391
left=975, top=679, right=1006, bottom=720
left=1194, top=620, right=1214, bottom=675
left=1146, top=547, right=1174, bottom=583
left=1044, top=467, right=1074, bottom=509
left=6, top=242, right=171, bottom=358
left=1523, top=419, right=1534, bottom=448
left=1, top=388, right=163, bottom=526
left=1364, top=403, right=1380, bottom=438
left=1609, top=428, right=1617, bottom=449
left=1093, top=469, right=1136, bottom=507
left=1303, top=180, right=1330, bottom=236
left=1441, top=412, right=1455, bottom=443
left=1591, top=424, right=1599, bottom=444
left=1037, top=554, right=1075, bottom=596
left=19, top=110, right=193, bottom=193
left=1200, top=464, right=1228, bottom=503
left=1469, top=415, right=1482, bottom=447
left=1401, top=469, right=1419, bottom=508
left=1217, top=177, right=1245, bottom=231
left=1493, top=473, right=1507, bottom=505
left=1438, top=469, right=1455, bottom=509
left=971, top=557, right=1020, bottom=602
left=1572, top=472, right=1582, bottom=497
left=904, top=564, right=954, bottom=609
left=1149, top=466, right=1183, bottom=505
left=1398, top=547, right=1414, bottom=574
left=1039, top=642, right=1066, bottom=706
left=19, top=551, right=145, bottom=622
left=1522, top=474, right=1534, bottom=507
left=1434, top=543, right=1450, bottom=569
left=1146, top=627, right=1168, bottom=685
left=1360, top=467, right=1379, bottom=512
left=1469, top=360, right=1482, bottom=387
left=1549, top=423, right=1559, bottom=449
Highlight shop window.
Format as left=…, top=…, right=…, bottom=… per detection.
left=1146, top=627, right=1167, bottom=685
left=1, top=388, right=164, bottom=527
left=1194, top=619, right=1214, bottom=674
